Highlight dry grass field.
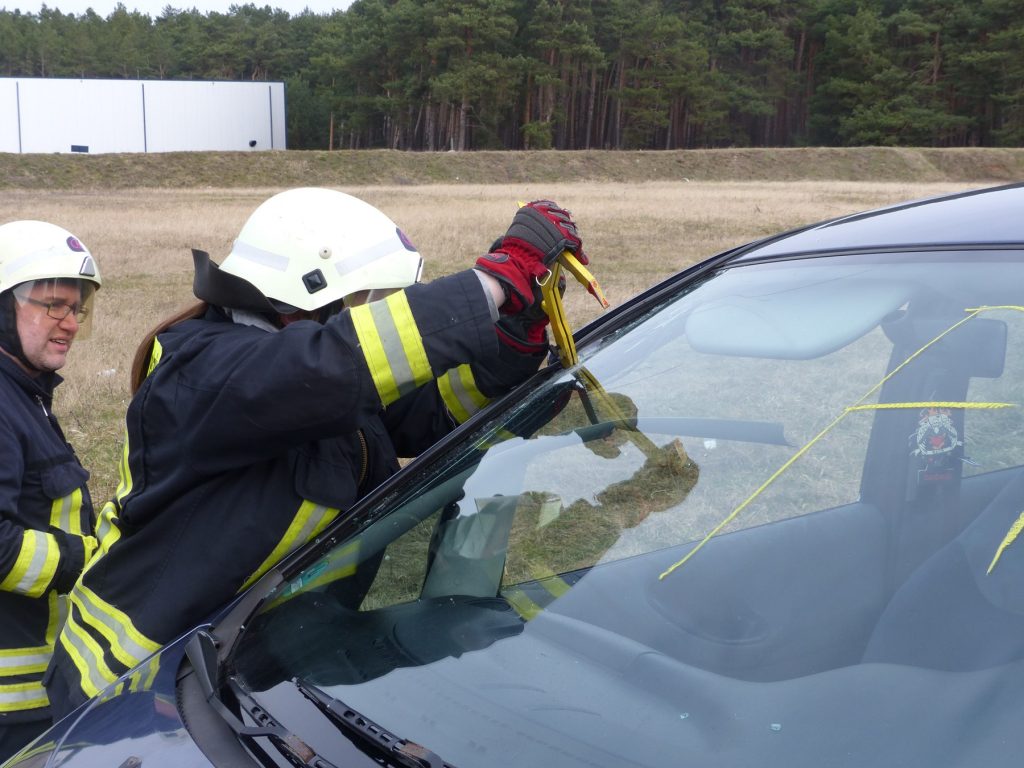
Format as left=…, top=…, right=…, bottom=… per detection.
left=0, top=179, right=988, bottom=504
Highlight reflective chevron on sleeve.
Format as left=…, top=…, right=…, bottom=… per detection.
left=438, top=364, right=491, bottom=424
left=350, top=292, right=433, bottom=406
left=0, top=530, right=60, bottom=598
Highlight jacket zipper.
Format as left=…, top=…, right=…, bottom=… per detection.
left=356, top=429, right=369, bottom=492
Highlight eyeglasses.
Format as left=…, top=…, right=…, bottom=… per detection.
left=24, top=297, right=89, bottom=323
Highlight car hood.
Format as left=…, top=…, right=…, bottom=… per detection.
left=6, top=630, right=212, bottom=768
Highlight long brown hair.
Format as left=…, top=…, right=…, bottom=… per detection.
left=129, top=301, right=208, bottom=394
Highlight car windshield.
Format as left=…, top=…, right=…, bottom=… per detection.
left=227, top=251, right=1024, bottom=767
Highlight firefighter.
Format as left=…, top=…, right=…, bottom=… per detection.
left=0, top=221, right=102, bottom=759
left=44, top=188, right=586, bottom=719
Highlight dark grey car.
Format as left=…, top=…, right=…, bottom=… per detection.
left=8, top=182, right=1024, bottom=767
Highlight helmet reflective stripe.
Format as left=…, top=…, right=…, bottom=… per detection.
left=68, top=582, right=161, bottom=671
left=349, top=292, right=432, bottom=405
left=0, top=681, right=48, bottom=712
left=330, top=233, right=419, bottom=284
left=0, top=530, right=59, bottom=598
left=0, top=646, right=50, bottom=676
left=438, top=364, right=490, bottom=424
left=226, top=239, right=289, bottom=272
left=241, top=499, right=340, bottom=591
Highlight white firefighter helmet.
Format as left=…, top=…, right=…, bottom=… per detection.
left=194, top=188, right=423, bottom=314
left=0, top=220, right=102, bottom=346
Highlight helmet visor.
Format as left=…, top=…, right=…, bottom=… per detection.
left=12, top=278, right=98, bottom=340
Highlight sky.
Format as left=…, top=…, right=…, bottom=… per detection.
left=4, top=1, right=354, bottom=16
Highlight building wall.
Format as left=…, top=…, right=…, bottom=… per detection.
left=0, top=78, right=286, bottom=154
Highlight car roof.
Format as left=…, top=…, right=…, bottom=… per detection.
left=734, top=182, right=1024, bottom=261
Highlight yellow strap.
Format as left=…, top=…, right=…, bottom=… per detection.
left=659, top=399, right=1017, bottom=580
left=987, top=511, right=1024, bottom=574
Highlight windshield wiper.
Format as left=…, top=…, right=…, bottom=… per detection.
left=227, top=675, right=341, bottom=768
left=185, top=631, right=337, bottom=767
left=292, top=677, right=454, bottom=768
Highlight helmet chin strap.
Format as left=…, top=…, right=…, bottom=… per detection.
left=0, top=291, right=42, bottom=374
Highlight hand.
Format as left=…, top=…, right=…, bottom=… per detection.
left=475, top=200, right=585, bottom=314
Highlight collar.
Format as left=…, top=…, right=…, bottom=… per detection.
left=0, top=349, right=61, bottom=402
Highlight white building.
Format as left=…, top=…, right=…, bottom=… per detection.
left=0, top=78, right=286, bottom=153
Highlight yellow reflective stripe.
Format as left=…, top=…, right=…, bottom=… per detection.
left=988, top=510, right=1024, bottom=574
left=93, top=501, right=122, bottom=558
left=146, top=337, right=163, bottom=377
left=241, top=500, right=341, bottom=591
left=351, top=292, right=432, bottom=406
left=0, top=646, right=50, bottom=676
left=438, top=364, right=489, bottom=424
left=0, top=681, right=48, bottom=712
left=46, top=591, right=65, bottom=646
left=59, top=610, right=121, bottom=698
left=69, top=583, right=161, bottom=670
left=0, top=530, right=59, bottom=598
left=111, top=428, right=134, bottom=506
left=49, top=488, right=83, bottom=536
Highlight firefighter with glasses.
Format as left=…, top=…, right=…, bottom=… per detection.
left=44, top=188, right=586, bottom=719
left=0, top=221, right=101, bottom=759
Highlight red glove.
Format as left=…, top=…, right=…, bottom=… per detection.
left=475, top=200, right=585, bottom=314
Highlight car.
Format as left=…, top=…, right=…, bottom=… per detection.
left=8, top=181, right=1024, bottom=768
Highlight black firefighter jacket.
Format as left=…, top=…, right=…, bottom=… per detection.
left=0, top=353, right=93, bottom=723
left=48, top=269, right=541, bottom=707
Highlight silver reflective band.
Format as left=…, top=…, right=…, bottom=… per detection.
left=367, top=301, right=418, bottom=398
left=333, top=236, right=405, bottom=277
left=230, top=240, right=290, bottom=272
left=12, top=535, right=50, bottom=594
left=4, top=248, right=65, bottom=279
left=60, top=623, right=114, bottom=695
left=0, top=683, right=47, bottom=708
left=72, top=587, right=157, bottom=667
left=0, top=649, right=50, bottom=673
left=54, top=494, right=74, bottom=533
left=446, top=369, right=482, bottom=419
